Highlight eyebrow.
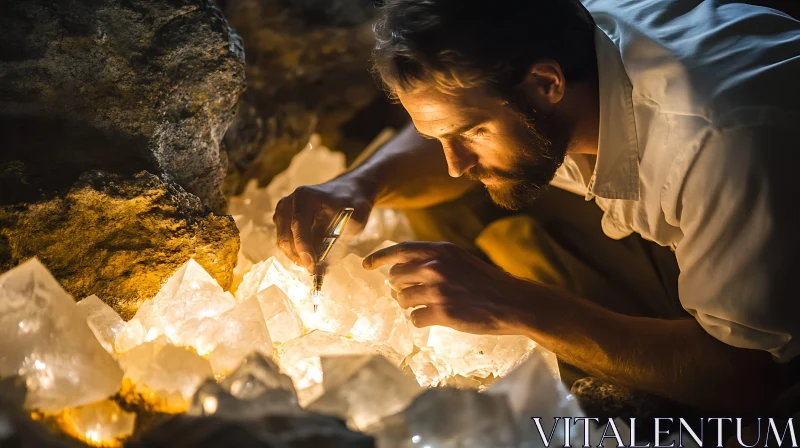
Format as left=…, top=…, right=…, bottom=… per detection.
left=415, top=121, right=484, bottom=140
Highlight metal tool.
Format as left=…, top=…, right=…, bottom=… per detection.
left=312, top=207, right=354, bottom=312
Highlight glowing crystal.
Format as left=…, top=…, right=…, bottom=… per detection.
left=132, top=259, right=237, bottom=347
left=117, top=338, right=167, bottom=384
left=76, top=295, right=125, bottom=357
left=0, top=258, right=122, bottom=412
left=236, top=257, right=311, bottom=306
left=427, top=326, right=536, bottom=380
left=222, top=353, right=296, bottom=398
left=309, top=355, right=422, bottom=431
left=349, top=295, right=413, bottom=357
left=207, top=297, right=274, bottom=376
left=378, top=388, right=520, bottom=448
left=487, top=349, right=582, bottom=446
left=255, top=285, right=304, bottom=344
left=277, top=330, right=404, bottom=406
left=405, top=349, right=452, bottom=388
left=138, top=344, right=213, bottom=409
left=59, top=399, right=135, bottom=446
left=265, top=134, right=346, bottom=212
left=189, top=353, right=302, bottom=419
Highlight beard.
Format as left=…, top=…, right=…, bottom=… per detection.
left=465, top=98, right=568, bottom=210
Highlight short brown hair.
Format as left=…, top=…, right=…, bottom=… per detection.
left=372, top=0, right=597, bottom=98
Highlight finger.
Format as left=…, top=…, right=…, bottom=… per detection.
left=386, top=262, right=424, bottom=291
left=274, top=197, right=301, bottom=265
left=409, top=306, right=444, bottom=328
left=363, top=241, right=440, bottom=270
left=395, top=284, right=433, bottom=309
left=291, top=190, right=317, bottom=271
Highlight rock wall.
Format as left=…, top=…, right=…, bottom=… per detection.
left=0, top=0, right=244, bottom=316
left=0, top=0, right=245, bottom=213
left=0, top=172, right=239, bottom=320
left=221, top=0, right=409, bottom=195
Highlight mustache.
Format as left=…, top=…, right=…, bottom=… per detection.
left=465, top=166, right=517, bottom=182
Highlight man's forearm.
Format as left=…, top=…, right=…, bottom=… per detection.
left=344, top=122, right=476, bottom=209
left=518, top=286, right=789, bottom=412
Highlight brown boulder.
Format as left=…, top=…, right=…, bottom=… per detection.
left=0, top=171, right=239, bottom=320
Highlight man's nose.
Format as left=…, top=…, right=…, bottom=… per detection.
left=442, top=142, right=478, bottom=178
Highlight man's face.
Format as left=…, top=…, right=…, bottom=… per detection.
left=398, top=86, right=568, bottom=210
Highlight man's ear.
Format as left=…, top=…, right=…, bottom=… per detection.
left=518, top=60, right=566, bottom=112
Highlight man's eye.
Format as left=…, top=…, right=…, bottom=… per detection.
left=467, top=128, right=486, bottom=138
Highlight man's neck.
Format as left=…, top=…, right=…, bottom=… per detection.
left=562, top=77, right=600, bottom=156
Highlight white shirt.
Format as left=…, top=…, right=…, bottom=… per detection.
left=554, top=0, right=800, bottom=361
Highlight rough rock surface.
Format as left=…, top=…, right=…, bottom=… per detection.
left=0, top=171, right=239, bottom=320
left=221, top=0, right=408, bottom=194
left=0, top=0, right=245, bottom=213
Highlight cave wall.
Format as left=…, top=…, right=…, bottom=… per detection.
left=220, top=0, right=409, bottom=195
left=0, top=0, right=244, bottom=313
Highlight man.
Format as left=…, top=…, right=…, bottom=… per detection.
left=273, top=0, right=800, bottom=413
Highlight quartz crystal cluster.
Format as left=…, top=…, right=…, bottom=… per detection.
left=0, top=135, right=576, bottom=447
left=0, top=259, right=123, bottom=413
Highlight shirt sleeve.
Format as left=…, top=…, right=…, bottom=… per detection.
left=676, top=123, right=800, bottom=362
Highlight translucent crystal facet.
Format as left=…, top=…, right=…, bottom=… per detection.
left=0, top=258, right=123, bottom=412
left=277, top=330, right=403, bottom=406
left=486, top=349, right=583, bottom=446
left=137, top=344, right=213, bottom=410
left=376, top=388, right=520, bottom=448
left=76, top=295, right=125, bottom=357
left=131, top=259, right=237, bottom=348
left=310, top=355, right=422, bottom=431
left=222, top=353, right=296, bottom=398
left=207, top=297, right=274, bottom=376
left=59, top=399, right=136, bottom=446
left=255, top=285, right=304, bottom=344
left=427, top=326, right=536, bottom=380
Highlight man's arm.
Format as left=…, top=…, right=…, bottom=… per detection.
left=346, top=122, right=477, bottom=209
left=516, top=288, right=791, bottom=413
left=516, top=123, right=799, bottom=412
left=364, top=122, right=799, bottom=412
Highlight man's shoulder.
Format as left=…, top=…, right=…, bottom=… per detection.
left=584, top=0, right=800, bottom=119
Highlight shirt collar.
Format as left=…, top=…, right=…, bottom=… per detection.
left=588, top=26, right=640, bottom=201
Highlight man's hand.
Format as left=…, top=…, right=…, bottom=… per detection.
left=363, top=241, right=541, bottom=335
left=273, top=176, right=377, bottom=272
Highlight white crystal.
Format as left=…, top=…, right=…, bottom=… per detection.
left=264, top=134, right=346, bottom=212
left=255, top=285, right=304, bottom=344
left=487, top=348, right=577, bottom=446
left=76, top=295, right=125, bottom=357
left=132, top=259, right=237, bottom=348
left=277, top=330, right=403, bottom=406
left=375, top=388, right=520, bottom=448
left=207, top=297, right=274, bottom=375
left=117, top=338, right=168, bottom=384
left=0, top=258, right=123, bottom=412
left=406, top=349, right=452, bottom=388
left=347, top=210, right=415, bottom=256
left=349, top=295, right=413, bottom=357
left=190, top=353, right=302, bottom=420
left=310, top=355, right=422, bottom=431
left=324, top=254, right=391, bottom=313
left=236, top=256, right=311, bottom=305
left=60, top=399, right=135, bottom=446
left=114, top=319, right=145, bottom=354
left=222, top=353, right=296, bottom=398
left=138, top=344, right=213, bottom=406
left=427, top=326, right=536, bottom=380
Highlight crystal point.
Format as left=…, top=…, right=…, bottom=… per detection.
left=310, top=355, right=422, bottom=431
left=0, top=258, right=123, bottom=412
left=76, top=295, right=125, bottom=357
